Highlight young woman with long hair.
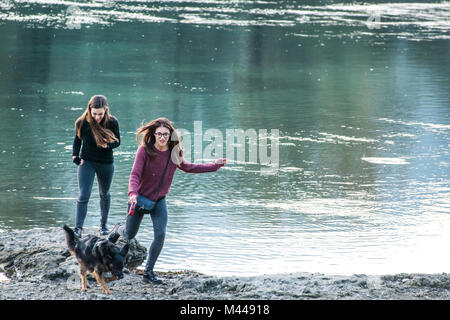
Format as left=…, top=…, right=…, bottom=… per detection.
left=110, top=117, right=226, bottom=284
left=72, top=95, right=120, bottom=237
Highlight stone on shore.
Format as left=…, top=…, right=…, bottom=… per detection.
left=1, top=227, right=449, bottom=300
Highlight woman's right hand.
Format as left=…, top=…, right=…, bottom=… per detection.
left=128, top=195, right=137, bottom=205
left=72, top=156, right=83, bottom=166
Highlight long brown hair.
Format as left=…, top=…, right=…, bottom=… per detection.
left=136, top=117, right=183, bottom=161
left=75, top=95, right=119, bottom=147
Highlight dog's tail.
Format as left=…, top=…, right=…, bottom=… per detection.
left=62, top=224, right=77, bottom=255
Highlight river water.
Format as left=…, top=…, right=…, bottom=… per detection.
left=0, top=0, right=449, bottom=276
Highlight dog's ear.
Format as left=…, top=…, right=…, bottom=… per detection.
left=94, top=239, right=111, bottom=258
left=120, top=243, right=129, bottom=257
left=108, top=232, right=120, bottom=244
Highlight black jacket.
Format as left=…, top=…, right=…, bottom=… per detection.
left=72, top=116, right=120, bottom=164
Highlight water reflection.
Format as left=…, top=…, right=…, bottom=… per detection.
left=0, top=1, right=449, bottom=276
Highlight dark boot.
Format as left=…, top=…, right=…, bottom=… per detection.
left=143, top=271, right=163, bottom=285
left=99, top=224, right=109, bottom=236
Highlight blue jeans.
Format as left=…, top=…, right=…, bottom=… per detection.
left=75, top=160, right=114, bottom=229
left=118, top=197, right=168, bottom=274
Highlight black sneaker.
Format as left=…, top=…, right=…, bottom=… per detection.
left=99, top=224, right=109, bottom=236
left=143, top=271, right=163, bottom=285
left=74, top=227, right=82, bottom=238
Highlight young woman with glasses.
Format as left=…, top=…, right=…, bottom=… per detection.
left=110, top=117, right=226, bottom=284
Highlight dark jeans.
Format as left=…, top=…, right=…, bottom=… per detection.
left=117, top=197, right=168, bottom=274
left=75, top=160, right=114, bottom=229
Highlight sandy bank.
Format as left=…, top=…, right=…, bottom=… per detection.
left=1, top=227, right=449, bottom=300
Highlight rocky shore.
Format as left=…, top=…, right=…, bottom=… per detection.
left=1, top=227, right=449, bottom=300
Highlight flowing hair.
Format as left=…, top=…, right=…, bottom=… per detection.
left=136, top=117, right=183, bottom=162
left=75, top=95, right=119, bottom=147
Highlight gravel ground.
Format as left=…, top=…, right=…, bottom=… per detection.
left=1, top=227, right=449, bottom=300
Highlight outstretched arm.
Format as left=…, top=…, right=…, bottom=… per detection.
left=178, top=157, right=227, bottom=173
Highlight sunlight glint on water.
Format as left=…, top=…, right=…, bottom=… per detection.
left=0, top=0, right=449, bottom=276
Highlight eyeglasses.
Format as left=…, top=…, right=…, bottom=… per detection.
left=155, top=132, right=170, bottom=139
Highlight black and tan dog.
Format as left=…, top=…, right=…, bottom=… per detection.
left=62, top=225, right=128, bottom=294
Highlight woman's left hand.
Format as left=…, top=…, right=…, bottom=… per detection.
left=215, top=158, right=227, bottom=165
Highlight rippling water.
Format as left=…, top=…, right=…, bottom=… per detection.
left=1, top=1, right=449, bottom=40
left=0, top=1, right=449, bottom=276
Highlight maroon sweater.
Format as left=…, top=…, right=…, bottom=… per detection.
left=128, top=146, right=224, bottom=201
